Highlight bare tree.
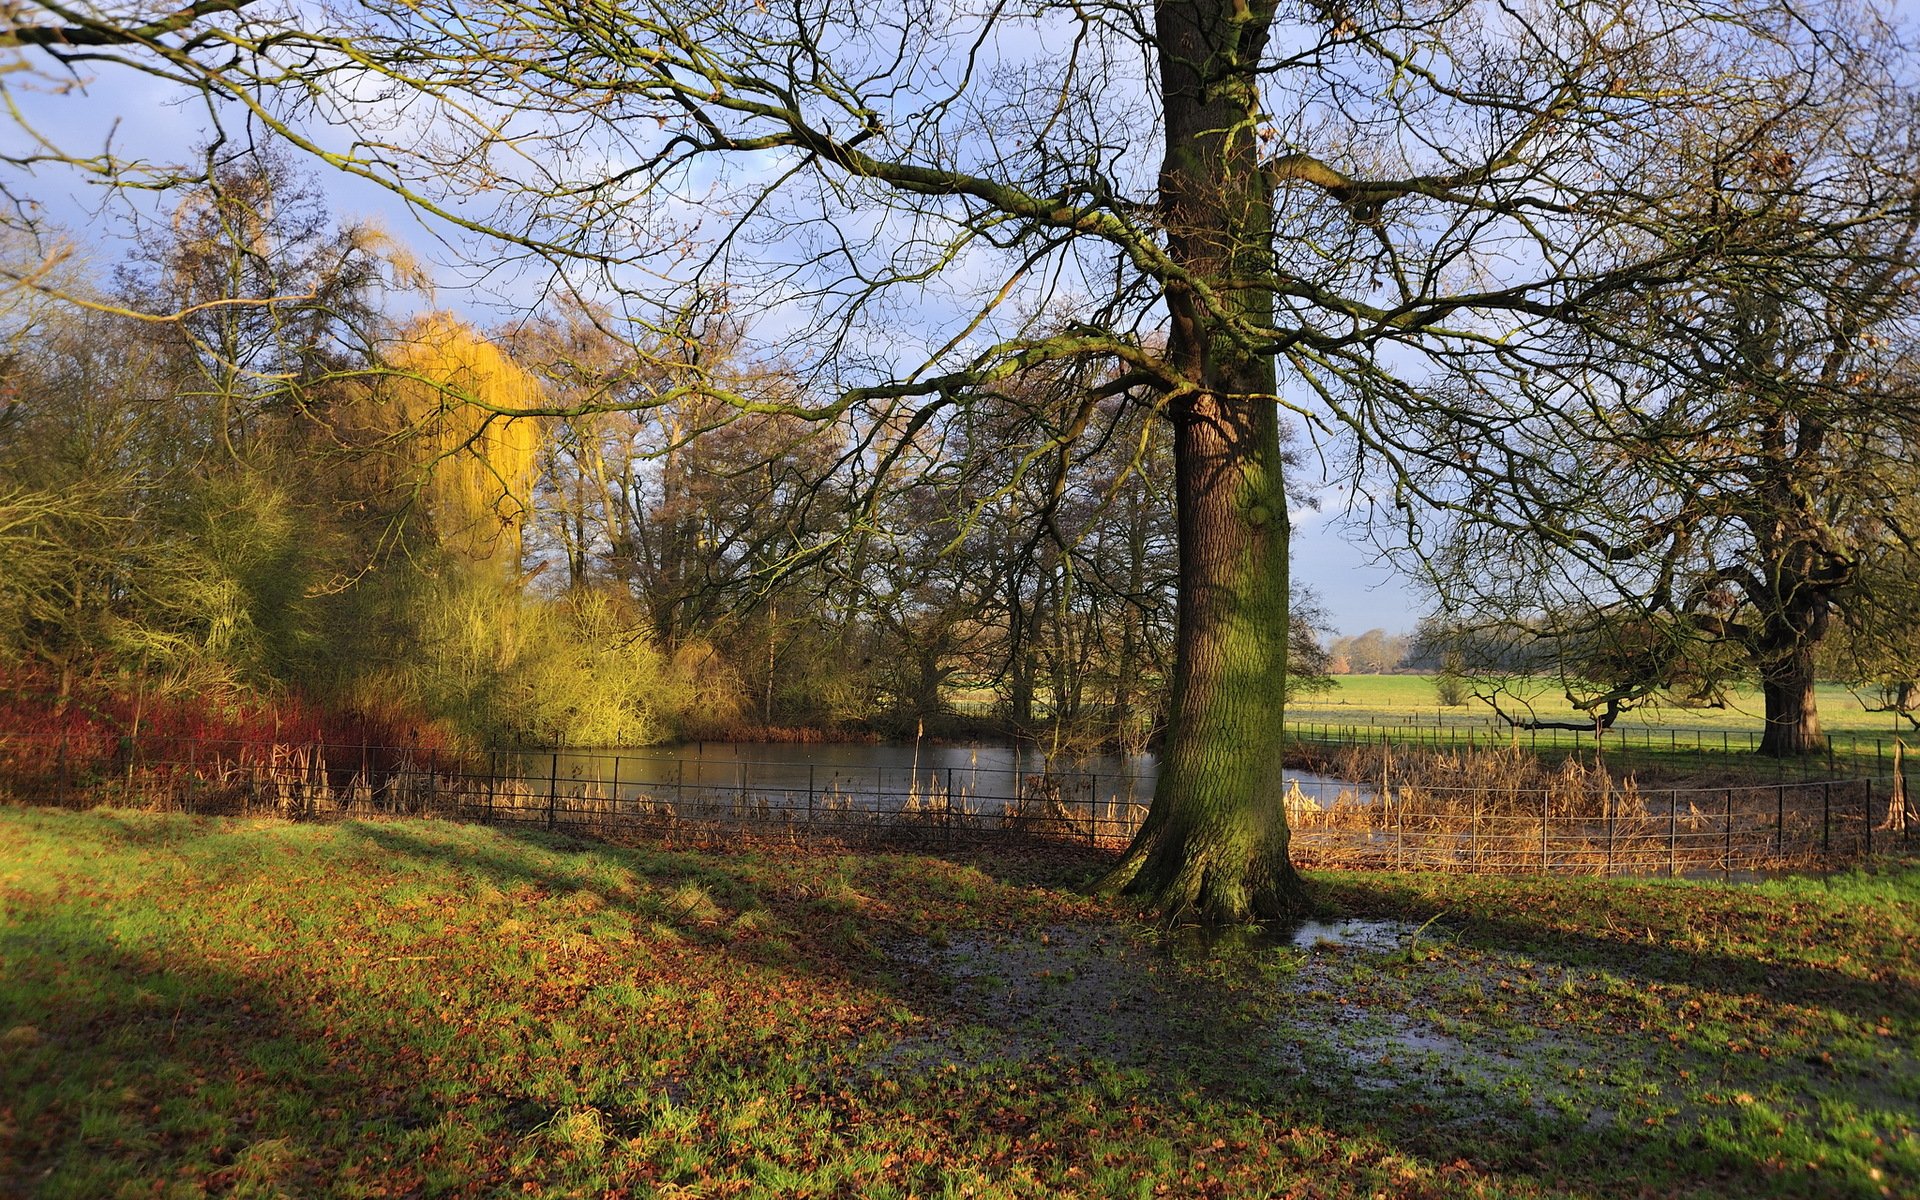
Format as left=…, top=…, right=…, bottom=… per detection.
left=1390, top=23, right=1920, bottom=756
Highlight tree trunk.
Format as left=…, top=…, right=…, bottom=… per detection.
left=1100, top=0, right=1305, bottom=922
left=1759, top=643, right=1825, bottom=757
left=1007, top=563, right=1034, bottom=730
left=1110, top=492, right=1146, bottom=748
left=1749, top=554, right=1832, bottom=757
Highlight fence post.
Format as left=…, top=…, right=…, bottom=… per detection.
left=947, top=766, right=955, bottom=847
left=548, top=752, right=559, bottom=830
left=1605, top=787, right=1614, bottom=876
left=807, top=764, right=815, bottom=827
left=1668, top=790, right=1677, bottom=877
left=486, top=751, right=497, bottom=824
left=1774, top=783, right=1784, bottom=857
left=1395, top=789, right=1404, bottom=870
left=1471, top=790, right=1481, bottom=870
left=1864, top=779, right=1873, bottom=858
left=1723, top=789, right=1732, bottom=881
left=1822, top=780, right=1831, bottom=853
left=1541, top=786, right=1549, bottom=874
left=610, top=755, right=621, bottom=821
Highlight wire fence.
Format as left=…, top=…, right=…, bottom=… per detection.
left=1286, top=775, right=1899, bottom=876
left=1284, top=715, right=1912, bottom=774
left=2, top=733, right=1912, bottom=877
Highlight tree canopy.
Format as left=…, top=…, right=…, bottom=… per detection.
left=1386, top=19, right=1920, bottom=755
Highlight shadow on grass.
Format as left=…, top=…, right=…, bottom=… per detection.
left=349, top=818, right=1120, bottom=966
left=0, top=912, right=438, bottom=1196
left=339, top=816, right=1913, bottom=1198
left=872, top=913, right=1885, bottom=1200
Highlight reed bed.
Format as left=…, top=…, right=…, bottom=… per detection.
left=1287, top=743, right=1885, bottom=874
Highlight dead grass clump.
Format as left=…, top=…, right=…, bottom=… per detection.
left=1321, top=743, right=1648, bottom=820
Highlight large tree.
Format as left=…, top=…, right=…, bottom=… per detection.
left=1, top=0, right=1884, bottom=916
left=1390, top=28, right=1920, bottom=756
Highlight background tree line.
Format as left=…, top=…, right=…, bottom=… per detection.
left=0, top=150, right=1341, bottom=754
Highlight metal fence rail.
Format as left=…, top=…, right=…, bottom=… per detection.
left=1, top=734, right=1911, bottom=876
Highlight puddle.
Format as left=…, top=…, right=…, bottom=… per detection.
left=1157, top=917, right=1422, bottom=958
left=884, top=919, right=1643, bottom=1132
left=1284, top=918, right=1418, bottom=953
left=876, top=915, right=1918, bottom=1149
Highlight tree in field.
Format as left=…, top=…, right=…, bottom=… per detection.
left=1390, top=32, right=1920, bottom=756
left=1, top=0, right=1895, bottom=915
left=908, top=365, right=1327, bottom=750
left=378, top=315, right=545, bottom=569
left=1329, top=629, right=1410, bottom=677
left=510, top=302, right=868, bottom=729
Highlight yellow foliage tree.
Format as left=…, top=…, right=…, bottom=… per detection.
left=379, top=314, right=543, bottom=569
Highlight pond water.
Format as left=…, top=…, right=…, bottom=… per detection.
left=507, top=740, right=1370, bottom=812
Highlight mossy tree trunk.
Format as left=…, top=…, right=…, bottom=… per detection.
left=1101, top=0, right=1306, bottom=922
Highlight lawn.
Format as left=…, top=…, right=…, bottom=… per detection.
left=2, top=808, right=1914, bottom=1198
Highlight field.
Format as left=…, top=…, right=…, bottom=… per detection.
left=2, top=808, right=1915, bottom=1198
left=1296, top=676, right=1907, bottom=737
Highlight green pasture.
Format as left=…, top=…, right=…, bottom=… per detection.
left=2, top=807, right=1914, bottom=1197
left=1296, top=676, right=1911, bottom=738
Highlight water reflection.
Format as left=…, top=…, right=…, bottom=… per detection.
left=509, top=740, right=1365, bottom=812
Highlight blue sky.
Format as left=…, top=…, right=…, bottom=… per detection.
left=1291, top=504, right=1419, bottom=637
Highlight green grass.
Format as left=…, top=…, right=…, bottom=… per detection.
left=1299, top=676, right=1907, bottom=737
left=1290, top=678, right=1920, bottom=781
left=2, top=807, right=1915, bottom=1197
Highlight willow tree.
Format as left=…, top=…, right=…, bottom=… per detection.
left=0, top=0, right=1885, bottom=917
left=378, top=315, right=544, bottom=569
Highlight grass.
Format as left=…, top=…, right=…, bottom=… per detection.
left=1298, top=676, right=1908, bottom=738
left=1289, top=676, right=1920, bottom=780
left=2, top=806, right=1915, bottom=1198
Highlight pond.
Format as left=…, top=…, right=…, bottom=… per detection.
left=508, top=740, right=1370, bottom=813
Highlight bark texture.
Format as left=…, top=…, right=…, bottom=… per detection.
left=1100, top=0, right=1306, bottom=922
left=1757, top=616, right=1828, bottom=757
